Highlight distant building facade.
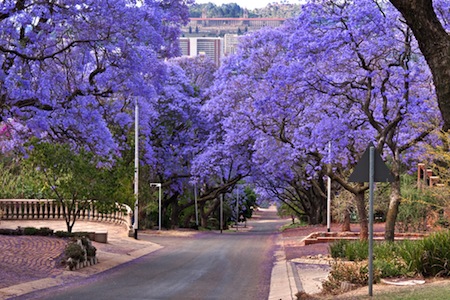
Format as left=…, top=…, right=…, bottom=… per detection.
left=179, top=37, right=224, bottom=66
left=187, top=17, right=285, bottom=31
left=224, top=34, right=240, bottom=56
left=179, top=16, right=286, bottom=65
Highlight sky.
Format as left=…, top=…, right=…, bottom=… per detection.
left=193, top=0, right=299, bottom=10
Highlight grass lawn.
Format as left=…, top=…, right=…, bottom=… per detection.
left=328, top=279, right=450, bottom=299
left=372, top=283, right=450, bottom=300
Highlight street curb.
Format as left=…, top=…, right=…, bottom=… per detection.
left=268, top=234, right=299, bottom=300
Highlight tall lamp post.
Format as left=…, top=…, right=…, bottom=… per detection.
left=150, top=183, right=162, bottom=231
left=134, top=99, right=139, bottom=240
left=327, top=141, right=332, bottom=232
left=220, top=193, right=223, bottom=234
left=236, top=188, right=239, bottom=232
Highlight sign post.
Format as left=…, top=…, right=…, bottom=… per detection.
left=349, top=142, right=393, bottom=297
left=368, top=147, right=375, bottom=296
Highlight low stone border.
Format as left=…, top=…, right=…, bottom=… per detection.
left=301, top=231, right=428, bottom=245
left=66, top=257, right=98, bottom=271
left=94, top=231, right=108, bottom=243
left=381, top=278, right=426, bottom=286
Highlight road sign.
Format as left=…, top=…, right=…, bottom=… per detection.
left=349, top=142, right=394, bottom=183
left=347, top=142, right=393, bottom=297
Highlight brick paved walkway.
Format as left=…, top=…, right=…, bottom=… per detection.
left=0, top=220, right=162, bottom=299
left=0, top=235, right=67, bottom=289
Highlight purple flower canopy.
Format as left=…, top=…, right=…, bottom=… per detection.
left=0, top=0, right=447, bottom=205
left=202, top=0, right=443, bottom=199
left=0, top=0, right=190, bottom=157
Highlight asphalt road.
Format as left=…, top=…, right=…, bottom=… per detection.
left=26, top=209, right=287, bottom=300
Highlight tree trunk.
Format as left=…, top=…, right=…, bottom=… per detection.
left=390, top=0, right=450, bottom=131
left=170, top=201, right=179, bottom=229
left=67, top=221, right=74, bottom=233
left=182, top=212, right=194, bottom=228
left=341, top=207, right=351, bottom=232
left=385, top=178, right=401, bottom=241
left=355, top=191, right=368, bottom=240
left=199, top=202, right=208, bottom=228
left=309, top=210, right=320, bottom=225
left=307, top=199, right=321, bottom=225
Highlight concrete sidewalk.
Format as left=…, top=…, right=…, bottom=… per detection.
left=268, top=234, right=331, bottom=300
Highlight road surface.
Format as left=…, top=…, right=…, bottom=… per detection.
left=26, top=208, right=287, bottom=300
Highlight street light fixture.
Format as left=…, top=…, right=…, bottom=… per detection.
left=150, top=183, right=162, bottom=231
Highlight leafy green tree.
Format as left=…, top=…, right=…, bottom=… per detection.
left=188, top=3, right=300, bottom=18
left=26, top=141, right=128, bottom=232
left=0, top=157, right=44, bottom=199
left=278, top=202, right=298, bottom=224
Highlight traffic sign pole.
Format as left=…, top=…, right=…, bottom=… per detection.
left=369, top=146, right=374, bottom=297
left=348, top=142, right=394, bottom=298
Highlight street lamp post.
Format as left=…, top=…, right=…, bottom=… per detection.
left=150, top=183, right=162, bottom=231
left=134, top=99, right=139, bottom=240
left=220, top=193, right=223, bottom=234
left=236, top=188, right=239, bottom=232
left=327, top=141, right=332, bottom=233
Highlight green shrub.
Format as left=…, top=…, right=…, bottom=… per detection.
left=86, top=245, right=96, bottom=258
left=329, top=240, right=368, bottom=261
left=329, top=239, right=348, bottom=259
left=397, top=239, right=423, bottom=275
left=421, top=231, right=450, bottom=277
left=327, top=231, right=450, bottom=288
left=329, top=239, right=423, bottom=280
left=23, top=227, right=39, bottom=235
left=373, top=241, right=397, bottom=260
left=55, top=231, right=74, bottom=238
left=65, top=242, right=85, bottom=262
left=374, top=258, right=406, bottom=278
left=322, top=261, right=380, bottom=294
left=0, top=228, right=21, bottom=235
left=345, top=240, right=368, bottom=261
left=18, top=226, right=54, bottom=236
left=38, top=227, right=54, bottom=236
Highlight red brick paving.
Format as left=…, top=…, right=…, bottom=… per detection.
left=0, top=236, right=67, bottom=289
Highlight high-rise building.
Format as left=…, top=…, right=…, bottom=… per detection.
left=224, top=34, right=240, bottom=56
left=179, top=37, right=224, bottom=66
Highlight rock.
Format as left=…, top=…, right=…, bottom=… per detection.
left=340, top=281, right=358, bottom=292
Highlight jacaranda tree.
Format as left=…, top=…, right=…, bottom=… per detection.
left=389, top=0, right=450, bottom=131
left=206, top=0, right=442, bottom=239
left=287, top=0, right=442, bottom=240
left=0, top=0, right=190, bottom=156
